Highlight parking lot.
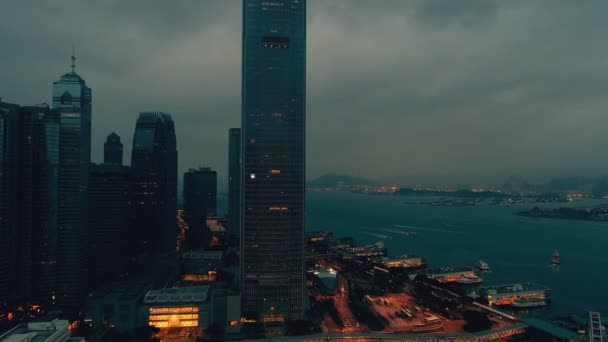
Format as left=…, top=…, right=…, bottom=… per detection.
left=366, top=293, right=466, bottom=334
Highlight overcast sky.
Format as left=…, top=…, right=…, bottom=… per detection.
left=1, top=0, right=608, bottom=187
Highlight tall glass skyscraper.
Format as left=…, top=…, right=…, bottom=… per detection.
left=183, top=167, right=217, bottom=250
left=104, top=132, right=123, bottom=165
left=89, top=133, right=130, bottom=287
left=52, top=58, right=92, bottom=310
left=0, top=101, right=21, bottom=309
left=0, top=102, right=60, bottom=309
left=228, top=128, right=241, bottom=243
left=241, top=0, right=306, bottom=321
left=130, top=112, right=178, bottom=254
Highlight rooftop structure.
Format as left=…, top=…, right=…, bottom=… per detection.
left=337, top=242, right=387, bottom=258
left=182, top=251, right=223, bottom=261
left=312, top=268, right=338, bottom=291
left=0, top=319, right=84, bottom=342
left=378, top=255, right=427, bottom=269
left=143, top=286, right=210, bottom=304
left=520, top=318, right=581, bottom=341
left=206, top=218, right=226, bottom=233
left=306, top=231, right=334, bottom=243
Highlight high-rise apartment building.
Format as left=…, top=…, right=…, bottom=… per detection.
left=241, top=0, right=307, bottom=321
left=130, top=112, right=178, bottom=254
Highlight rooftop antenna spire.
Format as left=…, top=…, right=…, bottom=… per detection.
left=71, top=44, right=76, bottom=72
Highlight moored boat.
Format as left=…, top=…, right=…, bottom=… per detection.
left=512, top=298, right=547, bottom=308
left=476, top=260, right=491, bottom=271
left=457, top=275, right=483, bottom=285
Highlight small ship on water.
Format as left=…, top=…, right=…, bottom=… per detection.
left=552, top=250, right=560, bottom=265
left=476, top=260, right=491, bottom=272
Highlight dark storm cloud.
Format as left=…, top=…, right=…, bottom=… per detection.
left=1, top=1, right=608, bottom=187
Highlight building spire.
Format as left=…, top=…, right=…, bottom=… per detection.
left=71, top=44, right=76, bottom=72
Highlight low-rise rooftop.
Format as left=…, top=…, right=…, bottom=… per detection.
left=143, top=285, right=210, bottom=304
left=0, top=319, right=80, bottom=342
left=182, top=250, right=223, bottom=260
left=312, top=269, right=338, bottom=290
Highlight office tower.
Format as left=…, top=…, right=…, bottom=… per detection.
left=0, top=101, right=20, bottom=309
left=130, top=112, right=178, bottom=254
left=104, top=132, right=123, bottom=165
left=227, top=128, right=241, bottom=242
left=0, top=101, right=60, bottom=309
left=88, top=161, right=130, bottom=287
left=183, top=167, right=217, bottom=250
left=18, top=105, right=61, bottom=307
left=241, top=0, right=307, bottom=321
left=52, top=54, right=92, bottom=310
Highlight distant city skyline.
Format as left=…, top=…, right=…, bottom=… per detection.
left=2, top=1, right=608, bottom=186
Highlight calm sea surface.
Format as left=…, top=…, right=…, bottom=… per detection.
left=305, top=191, right=608, bottom=318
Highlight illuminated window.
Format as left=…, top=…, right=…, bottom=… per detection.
left=148, top=307, right=200, bottom=328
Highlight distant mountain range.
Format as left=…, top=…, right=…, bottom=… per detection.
left=307, top=173, right=608, bottom=198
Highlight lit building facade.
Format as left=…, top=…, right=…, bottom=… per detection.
left=130, top=112, right=178, bottom=254
left=228, top=128, right=241, bottom=242
left=143, top=286, right=211, bottom=329
left=52, top=62, right=92, bottom=309
left=241, top=0, right=306, bottom=321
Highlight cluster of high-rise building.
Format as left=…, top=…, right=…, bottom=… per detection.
left=1, top=0, right=307, bottom=336
left=0, top=59, right=93, bottom=314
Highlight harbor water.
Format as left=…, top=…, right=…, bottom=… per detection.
left=305, top=191, right=608, bottom=318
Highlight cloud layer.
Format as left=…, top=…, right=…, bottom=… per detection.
left=1, top=0, right=608, bottom=186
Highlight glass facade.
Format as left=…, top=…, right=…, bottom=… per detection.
left=88, top=163, right=130, bottom=287
left=228, top=128, right=241, bottom=242
left=130, top=112, right=178, bottom=254
left=0, top=102, right=60, bottom=309
left=241, top=0, right=306, bottom=320
left=52, top=70, right=92, bottom=311
left=183, top=167, right=217, bottom=250
left=103, top=132, right=123, bottom=165
left=0, top=101, right=20, bottom=308
left=22, top=106, right=60, bottom=307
